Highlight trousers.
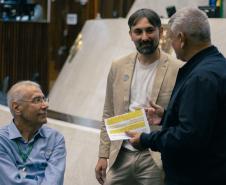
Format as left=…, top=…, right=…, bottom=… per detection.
left=104, top=148, right=163, bottom=185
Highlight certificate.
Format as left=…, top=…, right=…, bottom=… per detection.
left=104, top=109, right=150, bottom=141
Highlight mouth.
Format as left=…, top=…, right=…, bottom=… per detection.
left=140, top=45, right=151, bottom=48
left=139, top=42, right=153, bottom=48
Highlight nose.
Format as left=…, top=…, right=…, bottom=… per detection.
left=41, top=101, right=49, bottom=109
left=141, top=31, right=149, bottom=41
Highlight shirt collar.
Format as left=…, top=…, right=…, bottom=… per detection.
left=8, top=120, right=46, bottom=140
left=8, top=121, right=22, bottom=140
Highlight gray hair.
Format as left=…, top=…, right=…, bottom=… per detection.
left=7, top=81, right=40, bottom=114
left=168, top=7, right=211, bottom=43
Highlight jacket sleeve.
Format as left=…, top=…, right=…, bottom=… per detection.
left=98, top=63, right=115, bottom=158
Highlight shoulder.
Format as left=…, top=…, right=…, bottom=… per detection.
left=0, top=124, right=10, bottom=138
left=108, top=52, right=136, bottom=77
left=192, top=53, right=226, bottom=81
left=111, top=52, right=137, bottom=68
left=0, top=124, right=12, bottom=149
left=40, top=125, right=65, bottom=142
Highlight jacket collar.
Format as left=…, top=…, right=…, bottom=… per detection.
left=122, top=52, right=137, bottom=112
left=122, top=50, right=169, bottom=110
left=149, top=51, right=169, bottom=103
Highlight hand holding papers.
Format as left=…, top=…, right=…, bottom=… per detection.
left=104, top=109, right=150, bottom=141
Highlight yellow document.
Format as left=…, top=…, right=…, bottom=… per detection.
left=104, top=109, right=150, bottom=141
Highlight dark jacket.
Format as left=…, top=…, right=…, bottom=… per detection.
left=141, top=46, right=226, bottom=185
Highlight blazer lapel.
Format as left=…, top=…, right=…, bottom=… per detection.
left=123, top=53, right=137, bottom=112
left=149, top=52, right=168, bottom=103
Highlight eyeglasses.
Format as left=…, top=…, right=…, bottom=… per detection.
left=20, top=96, right=49, bottom=104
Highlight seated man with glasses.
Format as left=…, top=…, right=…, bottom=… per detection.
left=0, top=81, right=66, bottom=185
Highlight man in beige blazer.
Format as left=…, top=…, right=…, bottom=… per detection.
left=95, top=9, right=183, bottom=185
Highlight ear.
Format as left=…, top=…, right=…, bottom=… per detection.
left=129, top=30, right=133, bottom=40
left=178, top=32, right=186, bottom=48
left=12, top=102, right=22, bottom=115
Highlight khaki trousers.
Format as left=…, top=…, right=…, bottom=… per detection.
left=105, top=148, right=164, bottom=185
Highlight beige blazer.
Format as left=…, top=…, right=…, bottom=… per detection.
left=99, top=50, right=183, bottom=169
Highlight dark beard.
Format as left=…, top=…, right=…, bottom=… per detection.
left=135, top=40, right=159, bottom=55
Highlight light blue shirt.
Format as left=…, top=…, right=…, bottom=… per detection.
left=0, top=122, right=66, bottom=185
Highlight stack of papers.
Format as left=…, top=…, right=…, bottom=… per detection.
left=104, top=109, right=150, bottom=141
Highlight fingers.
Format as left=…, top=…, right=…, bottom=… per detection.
left=145, top=107, right=155, bottom=123
left=125, top=131, right=136, bottom=145
left=146, top=107, right=156, bottom=115
left=149, top=101, right=160, bottom=109
left=95, top=167, right=101, bottom=184
left=125, top=131, right=141, bottom=143
left=101, top=168, right=106, bottom=182
left=149, top=101, right=164, bottom=117
left=125, top=131, right=135, bottom=137
left=96, top=172, right=104, bottom=184
left=145, top=106, right=155, bottom=112
left=126, top=131, right=144, bottom=150
left=95, top=168, right=105, bottom=184
left=95, top=159, right=107, bottom=185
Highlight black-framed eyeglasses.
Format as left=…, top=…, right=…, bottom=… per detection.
left=20, top=96, right=49, bottom=104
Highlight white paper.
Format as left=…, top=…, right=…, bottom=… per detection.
left=104, top=109, right=150, bottom=141
left=66, top=14, right=77, bottom=25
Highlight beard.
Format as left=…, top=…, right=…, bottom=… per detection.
left=135, top=40, right=159, bottom=55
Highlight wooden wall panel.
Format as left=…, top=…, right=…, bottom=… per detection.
left=99, top=0, right=134, bottom=18
left=0, top=0, right=134, bottom=94
left=48, top=0, right=100, bottom=71
left=0, top=21, right=48, bottom=94
left=48, top=0, right=134, bottom=72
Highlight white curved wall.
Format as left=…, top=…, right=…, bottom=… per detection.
left=49, top=19, right=135, bottom=121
